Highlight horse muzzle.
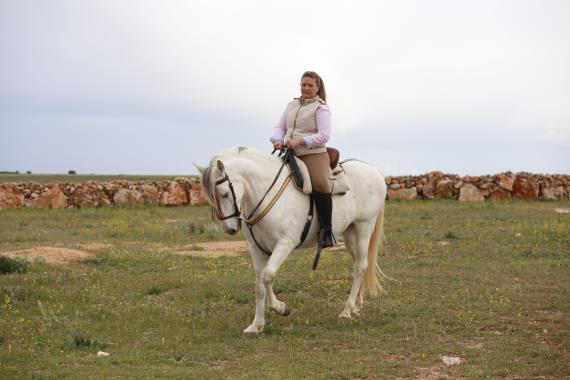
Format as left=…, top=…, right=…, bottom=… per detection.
left=223, top=218, right=242, bottom=235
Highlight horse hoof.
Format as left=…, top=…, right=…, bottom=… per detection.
left=271, top=303, right=291, bottom=316
left=243, top=330, right=259, bottom=339
left=338, top=311, right=353, bottom=321
left=350, top=309, right=361, bottom=318
left=243, top=324, right=264, bottom=338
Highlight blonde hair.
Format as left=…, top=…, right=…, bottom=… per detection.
left=301, top=71, right=326, bottom=102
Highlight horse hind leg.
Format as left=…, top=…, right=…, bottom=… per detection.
left=356, top=282, right=365, bottom=311
left=339, top=223, right=371, bottom=319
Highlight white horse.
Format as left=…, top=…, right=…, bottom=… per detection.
left=194, top=146, right=387, bottom=337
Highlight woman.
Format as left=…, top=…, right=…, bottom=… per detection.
left=270, top=71, right=335, bottom=249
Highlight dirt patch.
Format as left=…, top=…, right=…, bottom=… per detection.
left=0, top=247, right=92, bottom=265
left=414, top=364, right=447, bottom=379
left=78, top=243, right=113, bottom=251
left=535, top=309, right=568, bottom=321
left=173, top=239, right=348, bottom=257
left=385, top=353, right=410, bottom=362
left=175, top=241, right=250, bottom=258
left=460, top=340, right=483, bottom=349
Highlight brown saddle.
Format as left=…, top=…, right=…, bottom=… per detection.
left=327, top=147, right=340, bottom=170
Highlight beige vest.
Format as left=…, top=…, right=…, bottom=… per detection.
left=284, top=96, right=327, bottom=156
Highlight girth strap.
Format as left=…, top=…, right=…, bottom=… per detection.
left=246, top=190, right=315, bottom=257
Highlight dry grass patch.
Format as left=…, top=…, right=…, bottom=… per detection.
left=174, top=241, right=249, bottom=257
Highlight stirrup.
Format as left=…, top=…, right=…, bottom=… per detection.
left=319, top=227, right=336, bottom=249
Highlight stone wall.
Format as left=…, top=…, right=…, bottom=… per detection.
left=385, top=171, right=570, bottom=201
left=1, top=171, right=569, bottom=210
left=0, top=178, right=207, bottom=209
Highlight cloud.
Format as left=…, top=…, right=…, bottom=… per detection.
left=1, top=0, right=569, bottom=174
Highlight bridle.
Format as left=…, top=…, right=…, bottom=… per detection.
left=211, top=173, right=241, bottom=221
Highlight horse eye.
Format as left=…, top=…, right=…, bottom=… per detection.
left=223, top=192, right=230, bottom=198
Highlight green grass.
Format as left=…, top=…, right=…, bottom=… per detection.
left=0, top=173, right=198, bottom=184
left=0, top=200, right=569, bottom=379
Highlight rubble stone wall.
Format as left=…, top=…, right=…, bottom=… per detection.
left=1, top=172, right=569, bottom=210
left=385, top=171, right=570, bottom=201
left=0, top=178, right=207, bottom=209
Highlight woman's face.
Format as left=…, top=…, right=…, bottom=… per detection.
left=300, top=76, right=319, bottom=99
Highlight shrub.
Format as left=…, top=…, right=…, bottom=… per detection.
left=0, top=256, right=28, bottom=275
left=443, top=231, right=460, bottom=240
left=72, top=331, right=108, bottom=349
left=68, top=170, right=77, bottom=175
left=145, top=286, right=166, bottom=296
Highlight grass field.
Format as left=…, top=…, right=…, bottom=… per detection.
left=0, top=174, right=197, bottom=184
left=1, top=200, right=569, bottom=379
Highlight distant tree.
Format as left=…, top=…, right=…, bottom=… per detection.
left=68, top=170, right=77, bottom=175
left=26, top=171, right=32, bottom=174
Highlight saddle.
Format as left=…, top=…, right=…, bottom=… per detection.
left=282, top=147, right=351, bottom=195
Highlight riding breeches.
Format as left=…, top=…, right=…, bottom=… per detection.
left=299, top=152, right=331, bottom=193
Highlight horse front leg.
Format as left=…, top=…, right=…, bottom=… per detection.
left=243, top=238, right=295, bottom=337
left=266, top=282, right=291, bottom=316
left=243, top=246, right=269, bottom=337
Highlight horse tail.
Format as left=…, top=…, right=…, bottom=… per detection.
left=364, top=202, right=390, bottom=298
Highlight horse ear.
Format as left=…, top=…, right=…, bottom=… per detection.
left=216, top=160, right=225, bottom=172
left=193, top=162, right=206, bottom=175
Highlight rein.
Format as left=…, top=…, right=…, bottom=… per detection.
left=242, top=154, right=289, bottom=225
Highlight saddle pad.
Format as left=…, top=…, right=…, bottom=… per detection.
left=292, top=157, right=351, bottom=195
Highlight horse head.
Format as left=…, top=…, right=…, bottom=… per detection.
left=194, top=159, right=243, bottom=235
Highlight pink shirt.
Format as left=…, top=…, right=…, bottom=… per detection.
left=270, top=104, right=332, bottom=148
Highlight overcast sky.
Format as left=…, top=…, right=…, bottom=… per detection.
left=1, top=0, right=569, bottom=176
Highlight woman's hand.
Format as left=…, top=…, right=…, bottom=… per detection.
left=273, top=141, right=283, bottom=150
left=285, top=138, right=304, bottom=149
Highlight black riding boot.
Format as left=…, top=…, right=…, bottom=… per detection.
left=313, top=191, right=336, bottom=249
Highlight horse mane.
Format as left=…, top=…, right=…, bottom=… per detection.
left=201, top=146, right=281, bottom=204
left=201, top=164, right=216, bottom=205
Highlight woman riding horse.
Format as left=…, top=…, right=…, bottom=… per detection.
left=270, top=71, right=336, bottom=251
